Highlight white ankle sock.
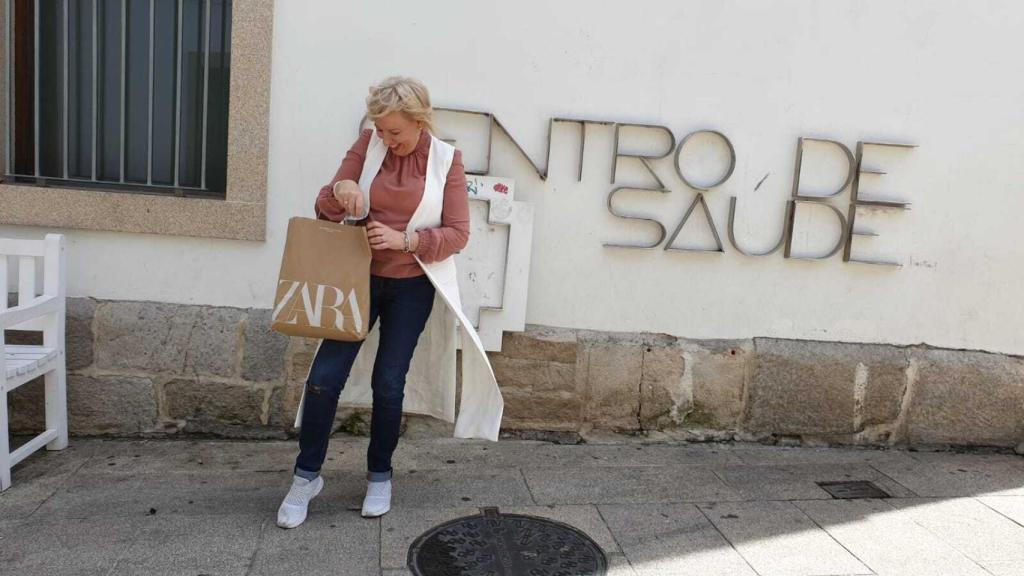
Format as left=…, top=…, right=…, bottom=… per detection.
left=361, top=478, right=392, bottom=518
left=277, top=474, right=324, bottom=529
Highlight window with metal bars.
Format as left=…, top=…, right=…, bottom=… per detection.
left=4, top=0, right=231, bottom=198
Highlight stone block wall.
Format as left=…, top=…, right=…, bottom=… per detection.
left=9, top=299, right=303, bottom=439
left=7, top=297, right=1024, bottom=449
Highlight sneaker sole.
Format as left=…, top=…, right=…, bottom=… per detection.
left=361, top=507, right=390, bottom=518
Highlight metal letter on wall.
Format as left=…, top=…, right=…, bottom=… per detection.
left=727, top=196, right=791, bottom=257
left=603, top=186, right=670, bottom=249
left=673, top=130, right=736, bottom=191
left=610, top=123, right=676, bottom=186
left=603, top=122, right=675, bottom=249
left=663, top=130, right=735, bottom=253
left=842, top=141, right=916, bottom=267
left=664, top=193, right=725, bottom=253
left=783, top=137, right=855, bottom=260
left=431, top=108, right=613, bottom=183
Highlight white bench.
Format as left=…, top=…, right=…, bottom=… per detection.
left=0, top=234, right=68, bottom=491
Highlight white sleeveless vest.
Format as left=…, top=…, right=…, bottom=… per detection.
left=294, top=131, right=504, bottom=441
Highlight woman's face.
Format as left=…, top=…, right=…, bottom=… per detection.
left=374, top=112, right=422, bottom=156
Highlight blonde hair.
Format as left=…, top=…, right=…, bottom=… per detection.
left=365, top=76, right=435, bottom=134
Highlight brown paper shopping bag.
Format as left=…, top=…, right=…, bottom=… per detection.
left=271, top=217, right=371, bottom=341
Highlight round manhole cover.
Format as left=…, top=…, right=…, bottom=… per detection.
left=408, top=507, right=608, bottom=576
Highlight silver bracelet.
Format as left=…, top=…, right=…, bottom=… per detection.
left=402, top=230, right=412, bottom=253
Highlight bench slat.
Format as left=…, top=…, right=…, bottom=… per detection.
left=4, top=350, right=50, bottom=358
left=4, top=345, right=54, bottom=353
left=3, top=346, right=58, bottom=380
left=5, top=351, right=54, bottom=359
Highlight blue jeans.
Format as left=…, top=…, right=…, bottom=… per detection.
left=294, top=274, right=436, bottom=482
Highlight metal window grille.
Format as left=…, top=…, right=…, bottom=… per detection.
left=4, top=0, right=231, bottom=198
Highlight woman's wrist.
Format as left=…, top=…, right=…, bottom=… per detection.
left=402, top=230, right=420, bottom=253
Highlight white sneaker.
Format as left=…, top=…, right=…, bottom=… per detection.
left=361, top=478, right=392, bottom=518
left=276, top=475, right=324, bottom=529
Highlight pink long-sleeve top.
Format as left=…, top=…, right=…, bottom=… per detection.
left=315, top=128, right=470, bottom=279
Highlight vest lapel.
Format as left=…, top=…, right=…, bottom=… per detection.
left=357, top=132, right=387, bottom=219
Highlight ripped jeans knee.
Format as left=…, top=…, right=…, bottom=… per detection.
left=304, top=380, right=330, bottom=397
left=305, top=365, right=346, bottom=401
left=301, top=375, right=345, bottom=428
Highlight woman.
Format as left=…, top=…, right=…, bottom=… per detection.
left=277, top=77, right=503, bottom=529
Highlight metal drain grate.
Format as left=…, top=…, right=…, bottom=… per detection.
left=408, top=507, right=608, bottom=576
left=816, top=480, right=891, bottom=499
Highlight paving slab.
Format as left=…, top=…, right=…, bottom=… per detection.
left=607, top=553, right=640, bottom=575
left=887, top=497, right=1024, bottom=563
left=75, top=439, right=203, bottom=474
left=978, top=496, right=1024, bottom=525
left=32, top=469, right=294, bottom=520
left=528, top=443, right=744, bottom=468
left=6, top=438, right=1024, bottom=576
left=389, top=467, right=535, bottom=509
left=196, top=438, right=371, bottom=473
left=982, top=560, right=1024, bottom=576
left=0, top=450, right=89, bottom=520
left=196, top=440, right=301, bottom=472
left=63, top=438, right=921, bottom=477
left=248, top=509, right=379, bottom=575
left=713, top=462, right=917, bottom=500
left=392, top=440, right=745, bottom=471
left=872, top=452, right=1024, bottom=497
left=390, top=438, right=548, bottom=471
left=396, top=440, right=680, bottom=466
left=311, top=470, right=371, bottom=513
left=70, top=437, right=370, bottom=474
left=0, top=519, right=22, bottom=544
left=794, top=498, right=991, bottom=576
left=0, top=515, right=144, bottom=575
left=107, top=513, right=263, bottom=576
left=698, top=500, right=872, bottom=576
left=599, top=502, right=757, bottom=576
left=907, top=450, right=1023, bottom=465
left=732, top=444, right=918, bottom=467
left=64, top=437, right=194, bottom=455
left=0, top=474, right=69, bottom=520
left=523, top=465, right=742, bottom=505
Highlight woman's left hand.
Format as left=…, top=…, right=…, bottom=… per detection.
left=366, top=221, right=411, bottom=251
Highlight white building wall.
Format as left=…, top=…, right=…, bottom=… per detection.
left=3, top=0, right=1023, bottom=355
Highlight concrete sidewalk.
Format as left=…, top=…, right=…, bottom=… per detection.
left=2, top=436, right=1024, bottom=575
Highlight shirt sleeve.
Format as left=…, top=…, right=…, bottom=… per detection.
left=315, top=128, right=372, bottom=221
left=415, top=149, right=471, bottom=263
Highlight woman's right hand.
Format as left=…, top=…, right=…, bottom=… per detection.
left=332, top=180, right=364, bottom=218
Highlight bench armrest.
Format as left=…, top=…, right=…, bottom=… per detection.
left=0, top=295, right=61, bottom=329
